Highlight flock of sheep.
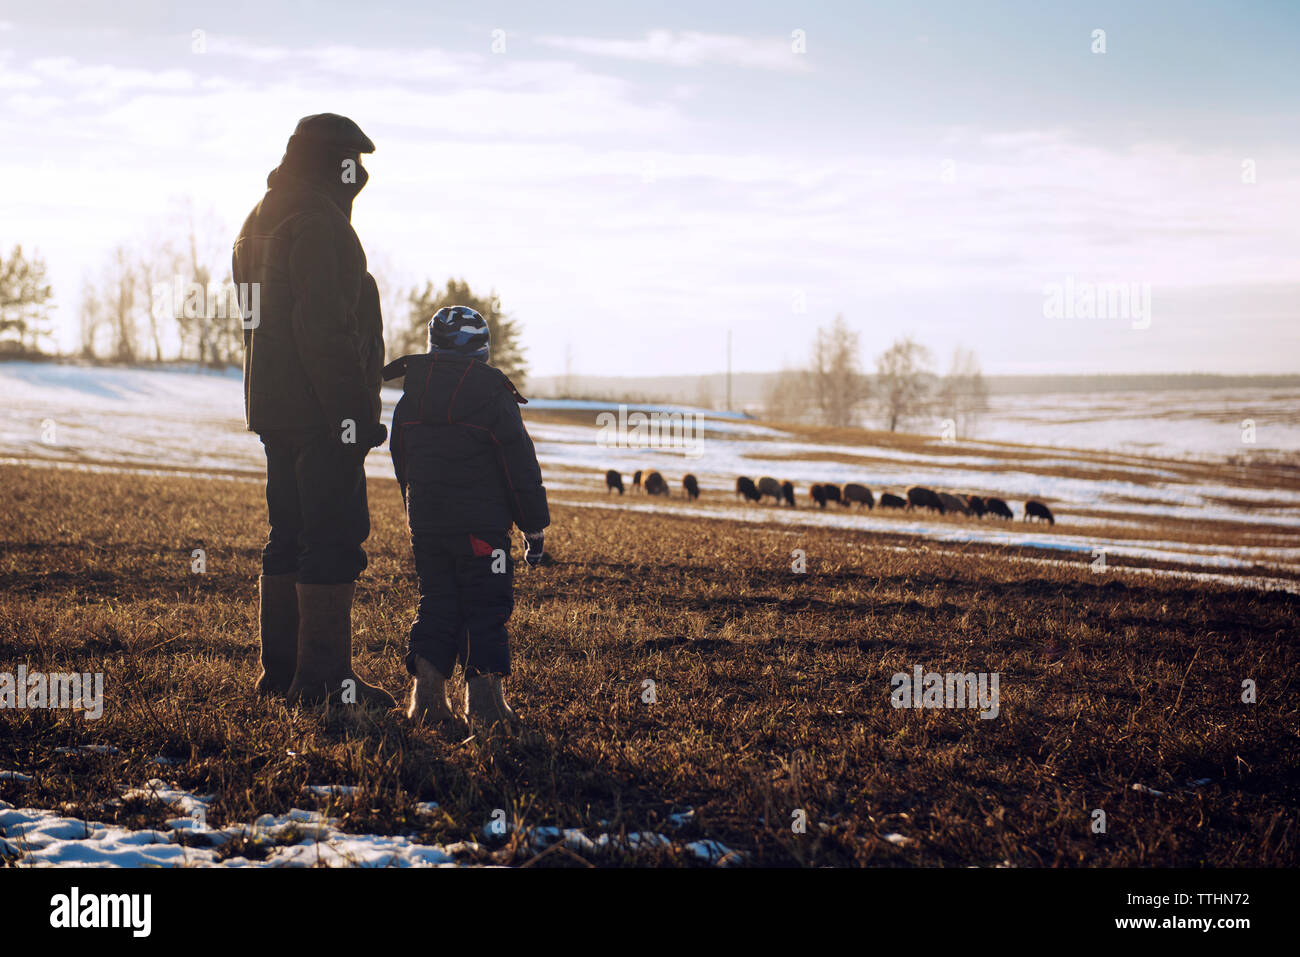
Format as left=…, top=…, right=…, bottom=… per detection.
left=604, top=469, right=1056, bottom=524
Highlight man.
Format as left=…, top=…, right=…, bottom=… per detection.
left=233, top=113, right=394, bottom=708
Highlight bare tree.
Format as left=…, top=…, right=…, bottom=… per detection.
left=209, top=269, right=244, bottom=365
left=171, top=198, right=228, bottom=365
left=87, top=244, right=140, bottom=362
left=874, top=336, right=934, bottom=432
left=808, top=315, right=869, bottom=427
left=937, top=345, right=989, bottom=439
left=369, top=253, right=409, bottom=360
left=77, top=276, right=102, bottom=358
left=762, top=367, right=812, bottom=423
left=136, top=240, right=180, bottom=362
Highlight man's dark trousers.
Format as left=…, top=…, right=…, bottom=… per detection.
left=406, top=526, right=513, bottom=679
left=260, top=428, right=370, bottom=584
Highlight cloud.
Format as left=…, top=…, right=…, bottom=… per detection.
left=203, top=38, right=294, bottom=64
left=31, top=57, right=194, bottom=93
left=207, top=37, right=466, bottom=81
left=5, top=39, right=685, bottom=152
left=3, top=91, right=63, bottom=116
left=0, top=52, right=40, bottom=90
left=535, top=30, right=809, bottom=72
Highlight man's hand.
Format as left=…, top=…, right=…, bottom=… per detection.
left=341, top=420, right=387, bottom=463
left=523, top=530, right=550, bottom=567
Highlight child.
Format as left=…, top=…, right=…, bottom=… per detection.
left=384, top=306, right=550, bottom=730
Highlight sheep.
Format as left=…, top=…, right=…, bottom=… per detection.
left=937, top=492, right=971, bottom=516
left=985, top=497, right=1014, bottom=519
left=843, top=484, right=874, bottom=509
left=605, top=469, right=624, bottom=495
left=644, top=471, right=669, bottom=496
left=757, top=476, right=783, bottom=504
left=811, top=483, right=842, bottom=507
left=1024, top=500, right=1055, bottom=524
left=736, top=476, right=762, bottom=502
left=682, top=474, right=700, bottom=500
left=907, top=486, right=945, bottom=514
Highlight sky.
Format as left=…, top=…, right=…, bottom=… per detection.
left=3, top=0, right=1299, bottom=377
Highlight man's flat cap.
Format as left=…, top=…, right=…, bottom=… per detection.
left=287, top=113, right=375, bottom=153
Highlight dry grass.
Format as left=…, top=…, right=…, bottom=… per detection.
left=1, top=463, right=1297, bottom=866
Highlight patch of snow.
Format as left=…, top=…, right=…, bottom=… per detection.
left=306, top=785, right=358, bottom=798
left=1131, top=784, right=1168, bottom=797
left=1, top=784, right=743, bottom=868
left=0, top=796, right=460, bottom=868
left=485, top=822, right=742, bottom=866
left=120, top=779, right=211, bottom=816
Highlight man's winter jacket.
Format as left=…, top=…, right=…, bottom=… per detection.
left=233, top=166, right=383, bottom=433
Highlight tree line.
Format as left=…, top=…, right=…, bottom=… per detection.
left=0, top=205, right=530, bottom=386
left=5, top=224, right=976, bottom=431
left=763, top=316, right=988, bottom=437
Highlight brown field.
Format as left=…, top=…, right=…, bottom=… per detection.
left=1, top=462, right=1297, bottom=866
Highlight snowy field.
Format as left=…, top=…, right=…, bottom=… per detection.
left=957, top=388, right=1300, bottom=459
left=2, top=360, right=1298, bottom=593
left=3, top=362, right=1295, bottom=472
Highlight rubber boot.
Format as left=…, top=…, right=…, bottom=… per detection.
left=466, top=674, right=519, bottom=731
left=406, top=655, right=456, bottom=725
left=256, top=572, right=299, bottom=695
left=286, top=583, right=396, bottom=709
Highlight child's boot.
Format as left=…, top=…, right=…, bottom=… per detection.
left=407, top=655, right=456, bottom=725
left=466, top=674, right=519, bottom=731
